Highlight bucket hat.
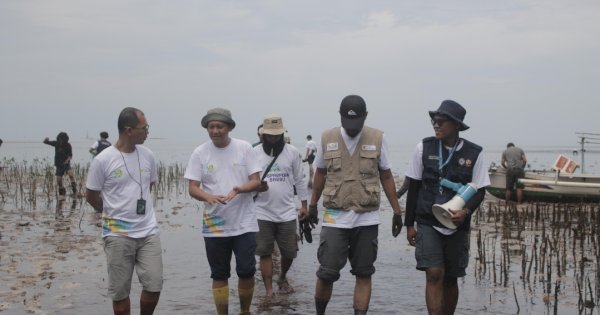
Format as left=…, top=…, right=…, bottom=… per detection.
left=429, top=100, right=469, bottom=131
left=262, top=114, right=286, bottom=135
left=339, top=95, right=367, bottom=130
left=201, top=108, right=236, bottom=129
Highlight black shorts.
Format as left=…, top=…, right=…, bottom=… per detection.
left=506, top=167, right=524, bottom=190
left=204, top=232, right=257, bottom=280
left=55, top=163, right=71, bottom=176
left=307, top=154, right=315, bottom=164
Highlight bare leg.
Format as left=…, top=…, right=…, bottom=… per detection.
left=315, top=278, right=333, bottom=315
left=516, top=188, right=524, bottom=204
left=67, top=169, right=77, bottom=194
left=425, top=267, right=445, bottom=315
left=112, top=297, right=131, bottom=315
left=443, top=277, right=459, bottom=315
left=238, top=276, right=254, bottom=315
left=278, top=257, right=294, bottom=294
left=140, top=290, right=160, bottom=315
left=353, top=275, right=372, bottom=313
left=260, top=255, right=274, bottom=296
left=504, top=190, right=512, bottom=204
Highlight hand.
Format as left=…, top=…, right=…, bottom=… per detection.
left=308, top=204, right=319, bottom=225
left=302, top=159, right=307, bottom=163
left=206, top=194, right=228, bottom=205
left=256, top=181, right=269, bottom=192
left=406, top=226, right=416, bottom=246
left=297, top=206, right=308, bottom=221
left=392, top=213, right=403, bottom=237
left=449, top=209, right=468, bottom=227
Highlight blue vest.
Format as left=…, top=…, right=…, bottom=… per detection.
left=416, top=137, right=482, bottom=231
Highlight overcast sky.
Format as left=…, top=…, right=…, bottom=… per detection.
left=1, top=0, right=599, bottom=150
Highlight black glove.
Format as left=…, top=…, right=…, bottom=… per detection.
left=308, top=204, right=319, bottom=225
left=392, top=213, right=403, bottom=237
left=299, top=219, right=314, bottom=243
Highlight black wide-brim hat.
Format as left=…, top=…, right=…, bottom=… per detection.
left=428, top=100, right=469, bottom=131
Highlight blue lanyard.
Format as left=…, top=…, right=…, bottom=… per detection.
left=438, top=139, right=459, bottom=194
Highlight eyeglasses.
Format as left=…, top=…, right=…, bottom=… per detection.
left=129, top=124, right=150, bottom=131
left=431, top=118, right=449, bottom=126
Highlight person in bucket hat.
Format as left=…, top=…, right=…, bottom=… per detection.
left=307, top=95, right=403, bottom=314
left=428, top=100, right=470, bottom=131
left=403, top=99, right=490, bottom=314
left=253, top=114, right=309, bottom=297
left=185, top=107, right=262, bottom=315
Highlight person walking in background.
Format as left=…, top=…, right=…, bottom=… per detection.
left=404, top=100, right=490, bottom=315
left=184, top=108, right=261, bottom=315
left=253, top=114, right=308, bottom=297
left=303, top=134, right=318, bottom=188
left=43, top=132, right=77, bottom=198
left=308, top=95, right=403, bottom=315
left=85, top=107, right=162, bottom=315
left=89, top=131, right=112, bottom=157
left=501, top=142, right=527, bottom=204
left=253, top=124, right=264, bottom=147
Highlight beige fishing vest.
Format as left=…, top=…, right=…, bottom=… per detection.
left=321, top=126, right=383, bottom=213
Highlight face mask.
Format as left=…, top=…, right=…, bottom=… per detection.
left=262, top=135, right=285, bottom=156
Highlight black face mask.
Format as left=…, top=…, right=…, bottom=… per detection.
left=262, top=135, right=285, bottom=156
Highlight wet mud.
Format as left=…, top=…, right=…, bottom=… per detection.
left=1, top=162, right=599, bottom=314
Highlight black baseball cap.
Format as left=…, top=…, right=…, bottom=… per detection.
left=339, top=95, right=367, bottom=130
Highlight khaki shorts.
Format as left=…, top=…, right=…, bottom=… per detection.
left=256, top=219, right=298, bottom=259
left=103, top=234, right=163, bottom=301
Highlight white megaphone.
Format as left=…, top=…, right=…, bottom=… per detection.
left=432, top=179, right=478, bottom=229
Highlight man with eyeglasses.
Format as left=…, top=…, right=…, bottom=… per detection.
left=86, top=107, right=162, bottom=315
left=403, top=100, right=490, bottom=315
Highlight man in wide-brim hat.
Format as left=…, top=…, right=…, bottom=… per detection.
left=404, top=100, right=490, bottom=314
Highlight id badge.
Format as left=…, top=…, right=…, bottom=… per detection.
left=136, top=199, right=146, bottom=215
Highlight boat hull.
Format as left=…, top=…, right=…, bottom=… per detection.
left=487, top=167, right=600, bottom=203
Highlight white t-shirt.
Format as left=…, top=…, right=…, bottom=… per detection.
left=184, top=138, right=262, bottom=237
left=405, top=139, right=491, bottom=234
left=86, top=145, right=159, bottom=238
left=314, top=127, right=392, bottom=228
left=306, top=140, right=318, bottom=156
left=253, top=144, right=308, bottom=222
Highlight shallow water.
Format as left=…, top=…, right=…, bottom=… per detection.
left=1, top=167, right=600, bottom=314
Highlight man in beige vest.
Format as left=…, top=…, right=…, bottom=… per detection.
left=307, top=95, right=403, bottom=315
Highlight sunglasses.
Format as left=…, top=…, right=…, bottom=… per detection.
left=431, top=118, right=450, bottom=126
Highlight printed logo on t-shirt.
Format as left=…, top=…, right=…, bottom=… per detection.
left=207, top=164, right=216, bottom=173
left=114, top=168, right=123, bottom=178
left=203, top=212, right=225, bottom=234
left=323, top=209, right=339, bottom=224
left=102, top=217, right=133, bottom=235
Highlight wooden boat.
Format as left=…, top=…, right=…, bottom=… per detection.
left=487, top=166, right=600, bottom=202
